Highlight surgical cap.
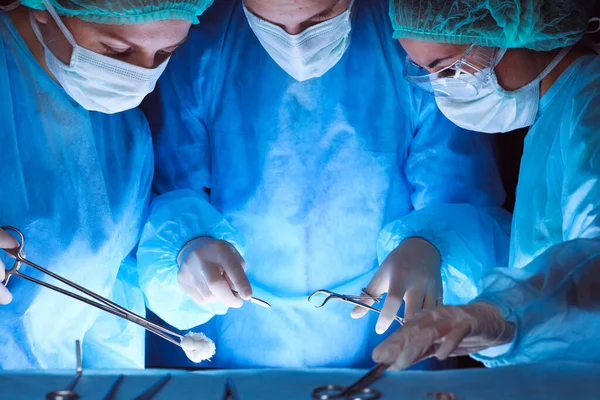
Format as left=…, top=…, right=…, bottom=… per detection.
left=20, top=0, right=215, bottom=24
left=390, top=0, right=596, bottom=51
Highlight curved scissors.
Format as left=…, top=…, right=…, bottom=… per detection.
left=312, top=363, right=390, bottom=400
left=308, top=289, right=405, bottom=326
left=1, top=226, right=186, bottom=347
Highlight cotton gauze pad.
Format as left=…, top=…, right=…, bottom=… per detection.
left=180, top=332, right=216, bottom=363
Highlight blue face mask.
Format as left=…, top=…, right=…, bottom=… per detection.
left=435, top=47, right=571, bottom=133
left=243, top=0, right=355, bottom=82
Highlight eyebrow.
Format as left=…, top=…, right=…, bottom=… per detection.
left=309, top=6, right=335, bottom=21
left=427, top=55, right=454, bottom=69
left=307, top=0, right=343, bottom=21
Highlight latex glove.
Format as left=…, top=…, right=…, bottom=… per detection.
left=177, top=237, right=252, bottom=308
left=0, top=228, right=19, bottom=305
left=372, top=302, right=516, bottom=370
left=351, top=237, right=442, bottom=334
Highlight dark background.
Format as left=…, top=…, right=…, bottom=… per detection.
left=457, top=127, right=527, bottom=368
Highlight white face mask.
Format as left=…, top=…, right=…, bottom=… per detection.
left=243, top=0, right=355, bottom=82
left=30, top=0, right=169, bottom=114
left=435, top=47, right=571, bottom=133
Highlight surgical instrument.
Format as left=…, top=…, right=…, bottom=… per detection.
left=133, top=375, right=172, bottom=400
left=102, top=375, right=125, bottom=400
left=308, top=289, right=405, bottom=326
left=311, top=363, right=390, bottom=400
left=46, top=341, right=83, bottom=400
left=1, top=226, right=188, bottom=348
left=232, top=290, right=271, bottom=308
left=221, top=378, right=241, bottom=400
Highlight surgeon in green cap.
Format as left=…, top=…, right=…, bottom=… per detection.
left=372, top=0, right=600, bottom=370
left=0, top=0, right=214, bottom=369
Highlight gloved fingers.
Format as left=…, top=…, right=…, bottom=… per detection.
left=178, top=271, right=210, bottom=305
left=202, top=262, right=243, bottom=308
left=351, top=270, right=386, bottom=320
left=372, top=326, right=406, bottom=365
left=422, top=288, right=436, bottom=310
left=195, top=277, right=218, bottom=303
left=0, top=257, right=12, bottom=304
left=435, top=321, right=471, bottom=360
left=390, top=333, right=437, bottom=371
left=376, top=279, right=405, bottom=334
left=0, top=229, right=19, bottom=257
left=0, top=284, right=11, bottom=305
left=403, top=288, right=426, bottom=322
left=219, top=249, right=252, bottom=300
left=373, top=310, right=438, bottom=368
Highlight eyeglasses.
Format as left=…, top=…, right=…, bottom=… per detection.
left=403, top=45, right=501, bottom=99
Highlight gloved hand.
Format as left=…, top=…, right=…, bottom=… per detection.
left=177, top=237, right=253, bottom=308
left=0, top=228, right=19, bottom=305
left=372, top=302, right=516, bottom=370
left=351, top=237, right=442, bottom=334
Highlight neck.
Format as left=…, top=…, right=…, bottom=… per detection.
left=540, top=47, right=590, bottom=97
left=8, top=7, right=55, bottom=80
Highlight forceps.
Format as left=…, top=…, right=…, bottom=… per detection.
left=312, top=363, right=390, bottom=400
left=308, top=289, right=405, bottom=326
left=221, top=378, right=241, bottom=400
left=46, top=341, right=83, bottom=400
left=1, top=226, right=187, bottom=348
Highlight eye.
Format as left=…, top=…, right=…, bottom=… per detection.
left=158, top=49, right=177, bottom=57
left=438, top=68, right=457, bottom=78
left=101, top=44, right=132, bottom=57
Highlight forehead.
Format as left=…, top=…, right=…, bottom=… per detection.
left=68, top=18, right=191, bottom=46
left=399, top=39, right=467, bottom=68
left=250, top=0, right=342, bottom=19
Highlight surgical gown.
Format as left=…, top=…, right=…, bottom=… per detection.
left=138, top=0, right=510, bottom=368
left=0, top=12, right=152, bottom=369
left=471, top=54, right=600, bottom=367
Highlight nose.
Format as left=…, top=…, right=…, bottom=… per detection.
left=281, top=23, right=304, bottom=35
left=128, top=51, right=162, bottom=69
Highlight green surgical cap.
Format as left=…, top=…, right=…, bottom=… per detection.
left=20, top=0, right=215, bottom=24
left=390, top=0, right=596, bottom=51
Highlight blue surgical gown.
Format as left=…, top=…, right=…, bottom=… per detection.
left=471, top=54, right=600, bottom=367
left=0, top=12, right=151, bottom=369
left=137, top=0, right=510, bottom=368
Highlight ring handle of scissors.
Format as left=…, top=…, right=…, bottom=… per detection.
left=311, top=385, right=381, bottom=400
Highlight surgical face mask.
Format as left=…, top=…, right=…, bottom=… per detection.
left=30, top=0, right=169, bottom=114
left=435, top=47, right=571, bottom=133
left=243, top=0, right=355, bottom=82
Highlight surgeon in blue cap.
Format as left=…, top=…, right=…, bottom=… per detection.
left=138, top=0, right=511, bottom=368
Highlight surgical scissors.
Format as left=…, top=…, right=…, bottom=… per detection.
left=46, top=341, right=83, bottom=400
left=312, top=363, right=390, bottom=400
left=0, top=226, right=187, bottom=348
left=221, top=378, right=241, bottom=400
left=308, top=289, right=405, bottom=326
left=133, top=375, right=172, bottom=400
left=232, top=290, right=271, bottom=308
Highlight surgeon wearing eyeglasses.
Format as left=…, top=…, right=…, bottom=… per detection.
left=137, top=0, right=511, bottom=369
left=0, top=0, right=214, bottom=369
left=373, top=0, right=600, bottom=370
